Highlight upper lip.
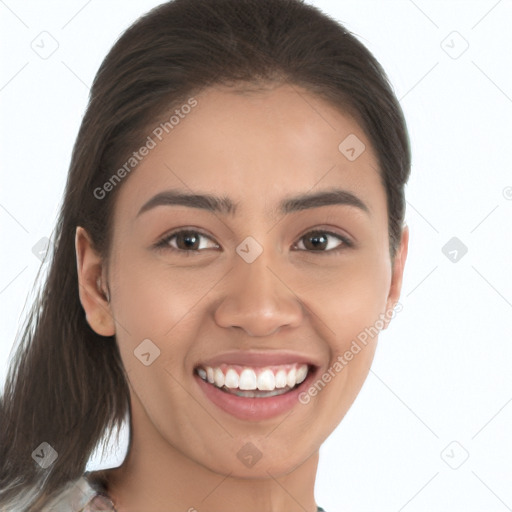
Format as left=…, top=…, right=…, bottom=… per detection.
left=195, top=349, right=323, bottom=369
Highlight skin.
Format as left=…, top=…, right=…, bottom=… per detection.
left=76, top=83, right=408, bottom=512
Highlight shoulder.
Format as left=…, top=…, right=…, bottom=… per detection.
left=41, top=471, right=115, bottom=512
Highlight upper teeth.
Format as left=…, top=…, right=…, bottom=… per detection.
left=196, top=363, right=309, bottom=392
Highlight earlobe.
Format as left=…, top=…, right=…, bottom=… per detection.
left=75, top=226, right=116, bottom=337
left=383, top=224, right=409, bottom=329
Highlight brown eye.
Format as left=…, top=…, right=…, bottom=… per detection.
left=173, top=231, right=202, bottom=250
left=156, top=229, right=219, bottom=254
left=294, top=230, right=352, bottom=253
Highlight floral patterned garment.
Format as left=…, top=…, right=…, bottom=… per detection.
left=41, top=473, right=115, bottom=511
left=42, top=471, right=326, bottom=511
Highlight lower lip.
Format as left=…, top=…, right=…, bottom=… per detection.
left=194, top=366, right=318, bottom=421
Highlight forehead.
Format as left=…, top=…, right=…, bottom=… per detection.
left=112, top=83, right=386, bottom=224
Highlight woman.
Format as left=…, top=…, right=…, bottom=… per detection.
left=0, top=0, right=410, bottom=510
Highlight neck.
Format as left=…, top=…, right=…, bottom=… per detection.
left=97, top=394, right=320, bottom=512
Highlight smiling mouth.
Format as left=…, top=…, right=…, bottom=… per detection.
left=194, top=362, right=311, bottom=398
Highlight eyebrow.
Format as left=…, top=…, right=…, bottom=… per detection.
left=136, top=187, right=371, bottom=218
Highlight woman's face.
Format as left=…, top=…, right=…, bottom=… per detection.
left=78, top=83, right=408, bottom=478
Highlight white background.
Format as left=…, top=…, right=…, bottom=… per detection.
left=1, top=1, right=511, bottom=510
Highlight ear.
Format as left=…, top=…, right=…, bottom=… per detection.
left=75, top=226, right=116, bottom=337
left=383, top=224, right=409, bottom=329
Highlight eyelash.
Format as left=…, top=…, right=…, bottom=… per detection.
left=154, top=228, right=354, bottom=256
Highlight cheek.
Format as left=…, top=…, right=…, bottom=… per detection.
left=111, top=248, right=217, bottom=336
left=299, top=253, right=390, bottom=337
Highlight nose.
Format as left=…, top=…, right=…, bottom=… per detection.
left=213, top=255, right=304, bottom=337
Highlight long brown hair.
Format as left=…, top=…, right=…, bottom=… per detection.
left=0, top=0, right=411, bottom=509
